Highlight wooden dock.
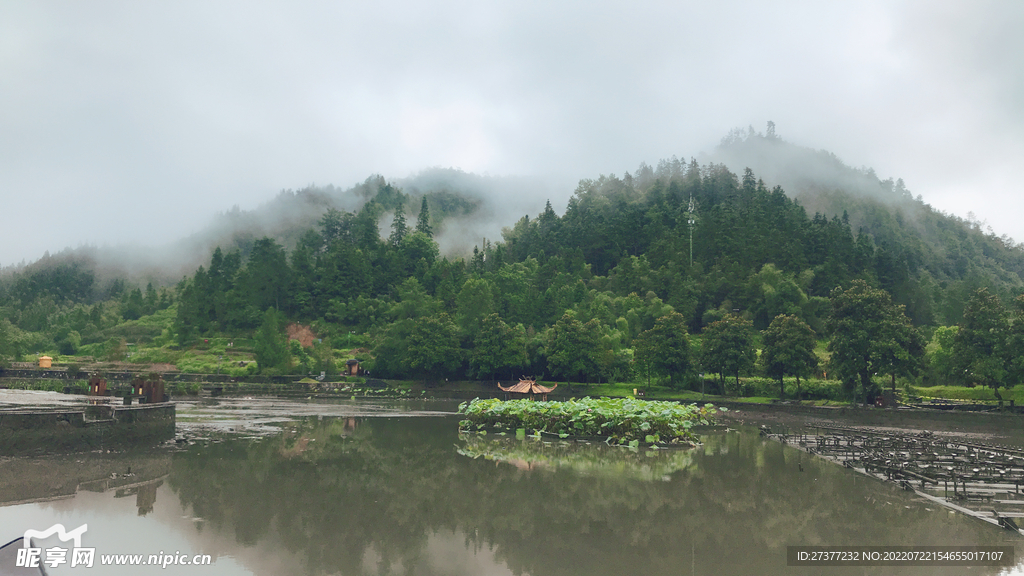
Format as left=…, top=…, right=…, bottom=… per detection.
left=761, top=423, right=1024, bottom=534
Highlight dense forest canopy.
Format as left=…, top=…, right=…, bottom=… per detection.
left=2, top=131, right=1022, bottom=391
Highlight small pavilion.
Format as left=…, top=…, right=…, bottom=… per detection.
left=498, top=378, right=557, bottom=401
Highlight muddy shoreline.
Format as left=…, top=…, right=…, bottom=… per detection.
left=4, top=386, right=1023, bottom=447
left=716, top=401, right=1024, bottom=446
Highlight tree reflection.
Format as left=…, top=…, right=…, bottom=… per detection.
left=167, top=417, right=1015, bottom=576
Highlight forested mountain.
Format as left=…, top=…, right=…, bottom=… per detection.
left=0, top=169, right=551, bottom=292
left=709, top=127, right=1024, bottom=323
left=2, top=132, right=1023, bottom=387
left=172, top=169, right=552, bottom=267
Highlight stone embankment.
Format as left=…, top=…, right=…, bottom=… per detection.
left=0, top=403, right=175, bottom=455
left=0, top=367, right=376, bottom=398
left=0, top=367, right=310, bottom=384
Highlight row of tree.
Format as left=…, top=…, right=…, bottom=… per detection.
left=159, top=161, right=1023, bottom=354
left=151, top=169, right=1020, bottom=395
left=357, top=277, right=927, bottom=404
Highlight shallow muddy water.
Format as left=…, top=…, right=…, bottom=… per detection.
left=1, top=398, right=1021, bottom=575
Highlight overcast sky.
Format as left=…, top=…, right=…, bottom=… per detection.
left=1, top=1, right=1022, bottom=267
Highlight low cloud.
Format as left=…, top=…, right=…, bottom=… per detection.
left=1, top=2, right=1021, bottom=266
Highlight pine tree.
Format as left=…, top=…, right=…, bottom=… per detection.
left=416, top=196, right=432, bottom=238
left=390, top=201, right=408, bottom=246
left=144, top=282, right=158, bottom=314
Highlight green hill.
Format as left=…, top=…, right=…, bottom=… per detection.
left=3, top=134, right=1023, bottom=391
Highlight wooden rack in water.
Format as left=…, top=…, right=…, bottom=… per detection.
left=761, top=423, right=1024, bottom=533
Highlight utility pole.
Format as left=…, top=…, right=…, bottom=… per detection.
left=688, top=193, right=695, bottom=267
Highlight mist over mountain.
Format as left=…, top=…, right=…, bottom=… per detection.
left=705, top=126, right=1024, bottom=289
left=0, top=168, right=554, bottom=293
left=709, top=124, right=915, bottom=206
left=4, top=129, right=1022, bottom=322
left=177, top=168, right=554, bottom=268
left=709, top=125, right=1020, bottom=242
left=6, top=129, right=1024, bottom=389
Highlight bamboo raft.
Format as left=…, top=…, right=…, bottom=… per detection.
left=761, top=423, right=1024, bottom=533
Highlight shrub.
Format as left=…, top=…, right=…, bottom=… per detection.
left=794, top=378, right=844, bottom=401
left=127, top=346, right=183, bottom=365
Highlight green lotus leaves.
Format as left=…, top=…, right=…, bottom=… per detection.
left=458, top=397, right=719, bottom=445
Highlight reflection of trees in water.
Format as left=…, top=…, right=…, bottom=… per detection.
left=135, top=481, right=158, bottom=515
left=167, top=417, right=1012, bottom=576
left=456, top=434, right=697, bottom=479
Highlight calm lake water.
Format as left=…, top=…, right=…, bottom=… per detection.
left=1, top=397, right=1021, bottom=575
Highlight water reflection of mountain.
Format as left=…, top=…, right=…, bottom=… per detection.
left=0, top=450, right=170, bottom=516
left=168, top=416, right=1018, bottom=576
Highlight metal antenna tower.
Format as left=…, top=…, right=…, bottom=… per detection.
left=688, top=194, right=695, bottom=266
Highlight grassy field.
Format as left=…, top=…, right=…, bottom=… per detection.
left=911, top=384, right=1024, bottom=405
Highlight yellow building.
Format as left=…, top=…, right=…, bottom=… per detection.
left=38, top=356, right=53, bottom=368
